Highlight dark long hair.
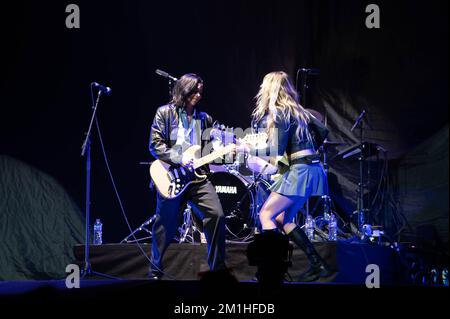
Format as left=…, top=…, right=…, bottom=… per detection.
left=171, top=73, right=203, bottom=108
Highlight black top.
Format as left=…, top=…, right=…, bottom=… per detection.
left=252, top=114, right=329, bottom=158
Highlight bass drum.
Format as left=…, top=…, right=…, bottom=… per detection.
left=208, top=171, right=271, bottom=241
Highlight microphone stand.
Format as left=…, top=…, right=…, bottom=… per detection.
left=299, top=70, right=308, bottom=108
left=350, top=110, right=368, bottom=235
left=297, top=68, right=313, bottom=222
left=80, top=87, right=119, bottom=280
left=357, top=120, right=366, bottom=233
left=167, top=78, right=174, bottom=100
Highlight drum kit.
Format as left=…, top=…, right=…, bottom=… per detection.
left=122, top=109, right=352, bottom=244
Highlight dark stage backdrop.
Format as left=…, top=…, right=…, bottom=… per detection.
left=1, top=0, right=448, bottom=270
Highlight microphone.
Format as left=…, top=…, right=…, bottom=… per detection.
left=350, top=110, right=366, bottom=132
left=92, top=82, right=112, bottom=95
left=155, top=69, right=178, bottom=82
left=299, top=68, right=320, bottom=75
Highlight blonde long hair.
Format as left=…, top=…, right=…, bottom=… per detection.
left=252, top=71, right=313, bottom=145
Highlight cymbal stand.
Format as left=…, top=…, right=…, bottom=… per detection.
left=310, top=144, right=334, bottom=234
left=355, top=122, right=368, bottom=233
left=349, top=109, right=370, bottom=234
left=297, top=67, right=319, bottom=220
left=178, top=204, right=203, bottom=244
left=227, top=169, right=266, bottom=238
left=320, top=111, right=332, bottom=222
left=308, top=112, right=347, bottom=240
left=249, top=168, right=271, bottom=233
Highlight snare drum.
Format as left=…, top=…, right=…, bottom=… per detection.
left=208, top=171, right=271, bottom=241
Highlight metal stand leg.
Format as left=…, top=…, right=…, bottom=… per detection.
left=120, top=215, right=157, bottom=243
left=178, top=204, right=203, bottom=244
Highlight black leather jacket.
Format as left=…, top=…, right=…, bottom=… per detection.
left=149, top=103, right=214, bottom=166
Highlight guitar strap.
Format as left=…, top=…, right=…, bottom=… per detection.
left=196, top=111, right=211, bottom=176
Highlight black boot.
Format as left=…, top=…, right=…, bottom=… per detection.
left=288, top=226, right=333, bottom=282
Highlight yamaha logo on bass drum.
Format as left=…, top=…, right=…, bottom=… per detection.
left=214, top=185, right=238, bottom=194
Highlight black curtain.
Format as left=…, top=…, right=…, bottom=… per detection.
left=1, top=1, right=448, bottom=248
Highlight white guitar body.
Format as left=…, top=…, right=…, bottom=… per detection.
left=150, top=145, right=232, bottom=199
left=150, top=132, right=267, bottom=199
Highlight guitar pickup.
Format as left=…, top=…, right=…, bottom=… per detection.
left=167, top=171, right=175, bottom=182
left=173, top=168, right=180, bottom=180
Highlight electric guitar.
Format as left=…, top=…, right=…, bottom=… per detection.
left=150, top=132, right=267, bottom=199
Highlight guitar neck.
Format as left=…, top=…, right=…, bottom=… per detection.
left=193, top=144, right=235, bottom=168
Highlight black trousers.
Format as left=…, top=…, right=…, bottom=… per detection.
left=151, top=180, right=226, bottom=275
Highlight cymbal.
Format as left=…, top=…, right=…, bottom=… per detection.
left=246, top=156, right=278, bottom=175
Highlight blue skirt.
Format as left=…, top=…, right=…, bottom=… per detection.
left=269, top=163, right=328, bottom=197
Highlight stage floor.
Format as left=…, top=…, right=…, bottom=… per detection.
left=72, top=240, right=404, bottom=285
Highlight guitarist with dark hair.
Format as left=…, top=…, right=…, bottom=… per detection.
left=148, top=73, right=227, bottom=279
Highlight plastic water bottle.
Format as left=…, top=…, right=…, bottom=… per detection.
left=328, top=213, right=337, bottom=241
left=442, top=268, right=449, bottom=286
left=93, top=219, right=103, bottom=245
left=431, top=269, right=439, bottom=284
left=305, top=215, right=315, bottom=241
left=322, top=195, right=331, bottom=222
left=200, top=232, right=207, bottom=244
